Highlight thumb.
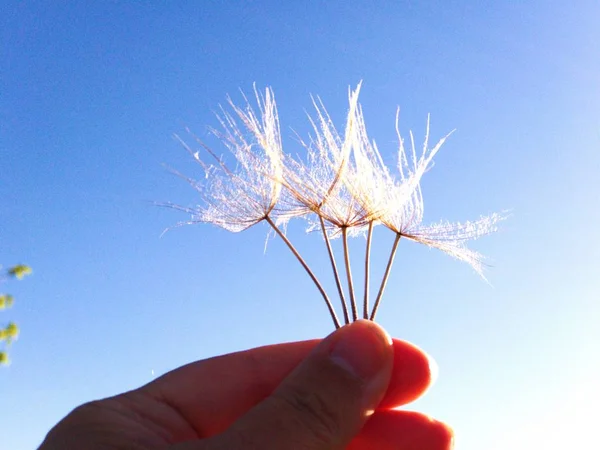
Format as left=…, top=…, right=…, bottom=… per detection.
left=210, top=320, right=393, bottom=450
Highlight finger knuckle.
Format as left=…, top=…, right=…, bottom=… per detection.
left=276, top=386, right=341, bottom=445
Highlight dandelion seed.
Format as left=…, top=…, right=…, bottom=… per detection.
left=171, top=86, right=341, bottom=328
left=181, top=86, right=286, bottom=232
left=279, top=84, right=375, bottom=321
left=343, top=102, right=505, bottom=319
left=168, top=82, right=505, bottom=328
left=281, top=86, right=371, bottom=232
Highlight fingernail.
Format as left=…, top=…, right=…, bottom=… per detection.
left=329, top=320, right=392, bottom=381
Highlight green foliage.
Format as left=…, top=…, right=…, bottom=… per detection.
left=8, top=264, right=32, bottom=280
left=0, top=322, right=19, bottom=341
left=0, top=294, right=14, bottom=309
left=1, top=264, right=31, bottom=365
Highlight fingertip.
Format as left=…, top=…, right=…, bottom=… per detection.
left=420, top=416, right=454, bottom=450
left=349, top=410, right=454, bottom=450
left=436, top=420, right=454, bottom=449
left=327, top=319, right=394, bottom=383
left=379, top=339, right=436, bottom=408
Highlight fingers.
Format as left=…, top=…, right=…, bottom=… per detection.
left=348, top=410, right=454, bottom=450
left=175, top=411, right=453, bottom=450
left=192, top=320, right=395, bottom=450
left=144, top=339, right=321, bottom=437
left=382, top=339, right=437, bottom=408
left=143, top=331, right=434, bottom=438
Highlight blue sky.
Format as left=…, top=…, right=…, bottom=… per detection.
left=1, top=1, right=599, bottom=448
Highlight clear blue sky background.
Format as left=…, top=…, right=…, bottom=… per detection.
left=1, top=1, right=599, bottom=448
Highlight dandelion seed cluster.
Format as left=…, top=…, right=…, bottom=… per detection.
left=168, top=83, right=504, bottom=329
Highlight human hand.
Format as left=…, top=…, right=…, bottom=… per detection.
left=39, top=320, right=452, bottom=449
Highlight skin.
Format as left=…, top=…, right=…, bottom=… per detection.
left=39, top=320, right=453, bottom=450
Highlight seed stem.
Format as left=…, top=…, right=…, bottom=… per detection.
left=319, top=216, right=350, bottom=325
left=370, top=233, right=401, bottom=321
left=342, top=226, right=358, bottom=321
left=363, top=221, right=374, bottom=319
left=266, top=216, right=341, bottom=329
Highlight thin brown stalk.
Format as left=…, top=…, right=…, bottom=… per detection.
left=342, top=226, right=358, bottom=321
left=266, top=216, right=341, bottom=329
left=370, top=233, right=401, bottom=321
left=363, top=221, right=374, bottom=319
left=319, top=216, right=350, bottom=325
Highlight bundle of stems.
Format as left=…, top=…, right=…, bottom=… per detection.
left=167, top=83, right=504, bottom=329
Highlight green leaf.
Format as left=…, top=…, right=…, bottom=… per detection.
left=0, top=294, right=14, bottom=309
left=8, top=265, right=32, bottom=280
left=5, top=322, right=19, bottom=339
